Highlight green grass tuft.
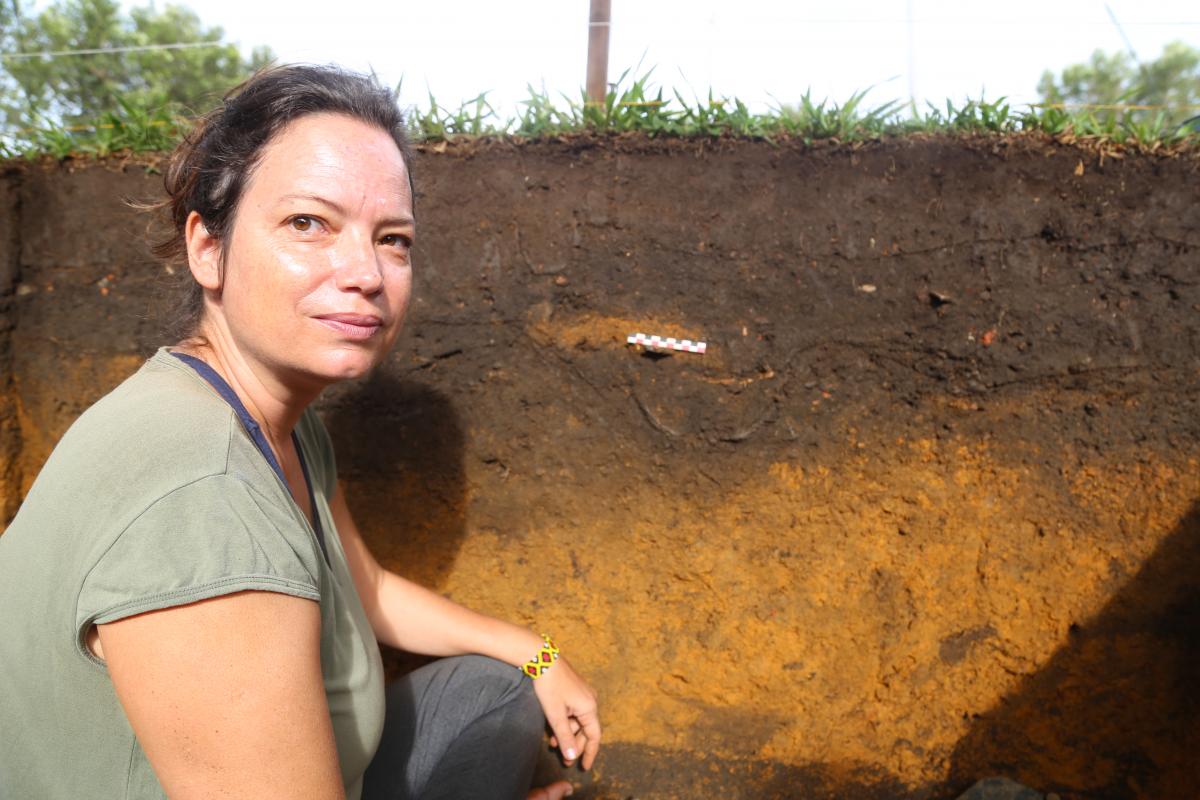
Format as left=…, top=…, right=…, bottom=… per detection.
left=2, top=97, right=184, bottom=159
left=2, top=69, right=1198, bottom=159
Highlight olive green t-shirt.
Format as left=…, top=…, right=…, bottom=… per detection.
left=0, top=348, right=385, bottom=799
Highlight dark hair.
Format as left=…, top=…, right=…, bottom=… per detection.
left=153, top=63, right=414, bottom=342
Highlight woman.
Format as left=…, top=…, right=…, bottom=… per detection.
left=0, top=65, right=599, bottom=799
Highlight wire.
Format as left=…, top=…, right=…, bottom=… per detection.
left=1031, top=102, right=1200, bottom=110
left=4, top=118, right=178, bottom=135
left=605, top=14, right=1200, bottom=25
left=1, top=41, right=227, bottom=61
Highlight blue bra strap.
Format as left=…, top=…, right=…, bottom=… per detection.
left=171, top=351, right=330, bottom=565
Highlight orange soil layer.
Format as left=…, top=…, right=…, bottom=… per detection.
left=347, top=409, right=1198, bottom=798
left=6, top=352, right=1199, bottom=799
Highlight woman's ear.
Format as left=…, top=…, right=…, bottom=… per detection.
left=184, top=211, right=223, bottom=292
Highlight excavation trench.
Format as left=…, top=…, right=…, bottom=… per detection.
left=2, top=136, right=1198, bottom=799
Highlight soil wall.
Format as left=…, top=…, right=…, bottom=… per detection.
left=2, top=137, right=1198, bottom=799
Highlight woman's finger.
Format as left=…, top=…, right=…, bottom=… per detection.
left=548, top=719, right=578, bottom=749
left=575, top=708, right=602, bottom=770
left=526, top=780, right=574, bottom=800
left=573, top=728, right=589, bottom=761
left=544, top=707, right=580, bottom=765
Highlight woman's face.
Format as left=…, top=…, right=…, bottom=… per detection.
left=212, top=111, right=415, bottom=387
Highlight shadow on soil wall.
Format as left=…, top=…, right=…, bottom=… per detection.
left=948, top=502, right=1200, bottom=799
left=1, top=136, right=1198, bottom=798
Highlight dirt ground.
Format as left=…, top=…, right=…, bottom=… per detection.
left=2, top=135, right=1198, bottom=798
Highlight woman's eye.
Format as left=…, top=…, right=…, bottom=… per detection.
left=290, top=216, right=317, bottom=232
left=381, top=234, right=412, bottom=250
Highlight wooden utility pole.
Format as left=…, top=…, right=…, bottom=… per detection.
left=586, top=0, right=611, bottom=106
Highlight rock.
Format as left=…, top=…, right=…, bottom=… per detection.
left=956, top=776, right=1044, bottom=800
left=929, top=289, right=953, bottom=307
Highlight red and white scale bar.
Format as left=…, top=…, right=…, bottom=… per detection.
left=626, top=332, right=707, bottom=354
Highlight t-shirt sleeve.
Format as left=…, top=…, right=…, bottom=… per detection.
left=76, top=473, right=323, bottom=642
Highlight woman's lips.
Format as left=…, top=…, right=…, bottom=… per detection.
left=314, top=313, right=383, bottom=340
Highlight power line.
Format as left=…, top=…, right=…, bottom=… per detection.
left=1, top=41, right=227, bottom=61
left=597, top=15, right=1200, bottom=25
left=1105, top=2, right=1139, bottom=61
left=1032, top=102, right=1200, bottom=110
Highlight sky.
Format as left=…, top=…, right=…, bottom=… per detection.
left=125, top=0, right=1200, bottom=120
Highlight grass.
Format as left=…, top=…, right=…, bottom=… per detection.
left=3, top=69, right=1198, bottom=159
left=1, top=97, right=185, bottom=159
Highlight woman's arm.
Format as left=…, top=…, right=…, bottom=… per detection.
left=331, top=485, right=601, bottom=769
left=98, top=591, right=345, bottom=800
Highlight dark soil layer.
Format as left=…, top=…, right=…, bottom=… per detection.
left=2, top=135, right=1198, bottom=799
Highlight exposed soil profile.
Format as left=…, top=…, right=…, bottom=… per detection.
left=1, top=135, right=1198, bottom=798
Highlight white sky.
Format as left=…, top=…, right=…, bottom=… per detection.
left=120, top=0, right=1200, bottom=119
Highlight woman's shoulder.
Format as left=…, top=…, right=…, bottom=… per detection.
left=98, top=346, right=233, bottom=421
left=13, top=347, right=269, bottom=533
left=5, top=347, right=323, bottom=601
left=57, top=347, right=240, bottom=481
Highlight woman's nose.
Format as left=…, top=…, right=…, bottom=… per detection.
left=333, top=231, right=384, bottom=294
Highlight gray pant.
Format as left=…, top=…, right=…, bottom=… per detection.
left=362, top=655, right=545, bottom=800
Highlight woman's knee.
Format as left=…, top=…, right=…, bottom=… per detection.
left=458, top=655, right=542, bottom=736
left=440, top=655, right=540, bottom=716
left=509, top=669, right=544, bottom=739
left=443, top=654, right=522, bottom=691
left=414, top=655, right=543, bottom=761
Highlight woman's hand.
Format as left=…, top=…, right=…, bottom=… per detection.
left=533, top=656, right=602, bottom=770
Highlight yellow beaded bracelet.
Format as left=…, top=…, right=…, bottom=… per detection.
left=520, top=633, right=560, bottom=679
